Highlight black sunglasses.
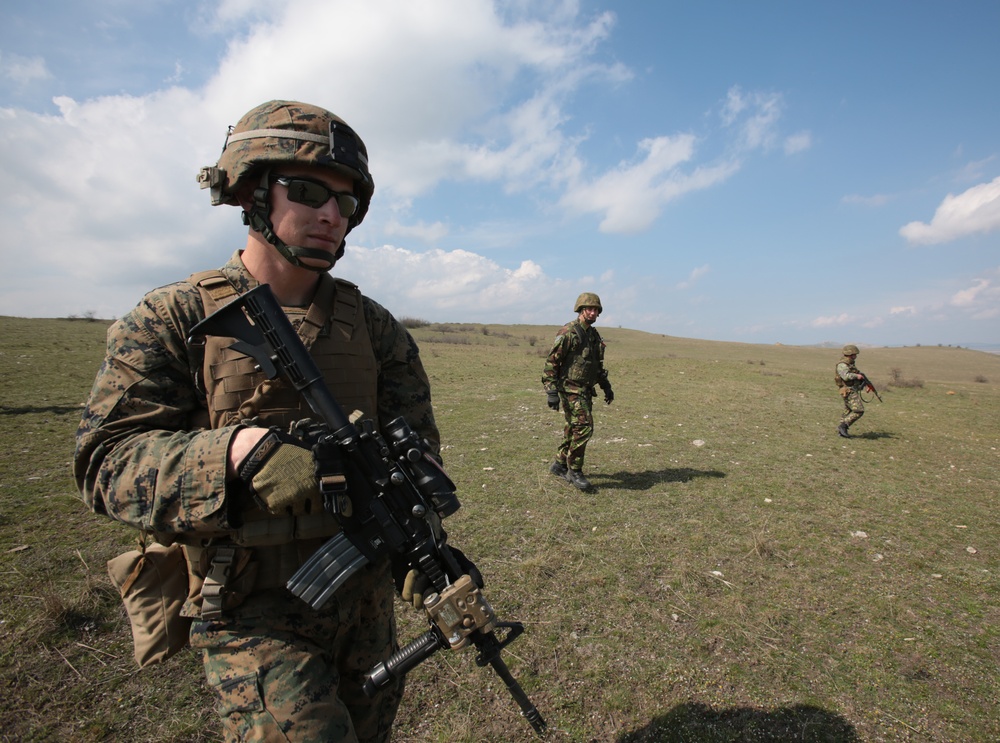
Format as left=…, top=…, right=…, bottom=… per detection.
left=272, top=175, right=359, bottom=218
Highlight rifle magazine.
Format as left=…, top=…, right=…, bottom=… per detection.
left=286, top=531, right=369, bottom=609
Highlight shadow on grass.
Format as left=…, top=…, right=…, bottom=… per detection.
left=619, top=701, right=860, bottom=742
left=852, top=430, right=895, bottom=440
left=0, top=404, right=82, bottom=415
left=590, top=469, right=726, bottom=490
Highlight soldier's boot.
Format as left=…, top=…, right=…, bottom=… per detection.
left=565, top=469, right=592, bottom=491
left=549, top=460, right=568, bottom=478
left=837, top=422, right=851, bottom=438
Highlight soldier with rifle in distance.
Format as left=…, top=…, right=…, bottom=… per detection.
left=74, top=100, right=544, bottom=742
left=835, top=343, right=881, bottom=438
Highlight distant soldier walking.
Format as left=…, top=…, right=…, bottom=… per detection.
left=835, top=344, right=872, bottom=438
left=542, top=292, right=614, bottom=490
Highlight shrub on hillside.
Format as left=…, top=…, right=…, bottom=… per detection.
left=888, top=367, right=924, bottom=389
left=399, top=316, right=430, bottom=329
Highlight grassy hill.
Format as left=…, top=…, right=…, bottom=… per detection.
left=1, top=316, right=997, bottom=741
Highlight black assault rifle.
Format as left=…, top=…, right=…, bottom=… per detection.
left=189, top=284, right=546, bottom=736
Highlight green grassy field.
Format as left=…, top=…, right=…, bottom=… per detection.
left=1, top=316, right=997, bottom=742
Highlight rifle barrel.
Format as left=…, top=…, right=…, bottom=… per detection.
left=475, top=632, right=547, bottom=735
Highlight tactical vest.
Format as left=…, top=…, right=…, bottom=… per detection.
left=563, top=322, right=605, bottom=386
left=190, top=270, right=378, bottom=429
left=834, top=357, right=858, bottom=388
left=182, top=269, right=379, bottom=617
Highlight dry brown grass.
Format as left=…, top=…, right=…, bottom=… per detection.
left=2, top=316, right=998, bottom=742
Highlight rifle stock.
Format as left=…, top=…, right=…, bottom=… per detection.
left=189, top=284, right=547, bottom=736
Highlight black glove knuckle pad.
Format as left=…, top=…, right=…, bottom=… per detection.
left=238, top=428, right=300, bottom=481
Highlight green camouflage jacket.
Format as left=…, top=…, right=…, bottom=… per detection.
left=541, top=317, right=607, bottom=393
left=74, top=251, right=439, bottom=535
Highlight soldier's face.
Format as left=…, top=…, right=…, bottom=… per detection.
left=579, top=306, right=600, bottom=325
left=268, top=164, right=353, bottom=267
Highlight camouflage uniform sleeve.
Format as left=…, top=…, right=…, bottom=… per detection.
left=836, top=361, right=863, bottom=385
left=362, top=295, right=441, bottom=456
left=593, top=328, right=608, bottom=379
left=73, top=282, right=239, bottom=534
left=542, top=324, right=572, bottom=392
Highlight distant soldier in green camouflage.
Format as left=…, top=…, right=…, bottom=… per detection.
left=74, top=100, right=439, bottom=742
left=835, top=343, right=869, bottom=438
left=542, top=292, right=614, bottom=491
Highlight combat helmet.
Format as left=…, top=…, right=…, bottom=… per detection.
left=197, top=100, right=373, bottom=271
left=842, top=344, right=860, bottom=356
left=574, top=292, right=603, bottom=313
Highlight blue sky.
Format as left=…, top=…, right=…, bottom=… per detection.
left=2, top=1, right=998, bottom=349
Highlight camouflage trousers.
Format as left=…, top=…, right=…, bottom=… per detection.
left=840, top=387, right=865, bottom=427
left=557, top=389, right=594, bottom=471
left=190, top=559, right=403, bottom=743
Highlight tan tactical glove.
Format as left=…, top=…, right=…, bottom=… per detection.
left=238, top=428, right=323, bottom=516
left=401, top=569, right=430, bottom=609
left=391, top=547, right=483, bottom=611
left=390, top=554, right=430, bottom=609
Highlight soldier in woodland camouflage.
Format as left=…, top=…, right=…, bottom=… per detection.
left=74, top=100, right=439, bottom=742
left=542, top=292, right=614, bottom=491
left=835, top=344, right=868, bottom=438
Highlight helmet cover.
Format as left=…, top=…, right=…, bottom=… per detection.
left=198, top=100, right=374, bottom=232
left=574, top=292, right=603, bottom=313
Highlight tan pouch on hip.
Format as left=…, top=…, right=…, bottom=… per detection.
left=108, top=542, right=192, bottom=668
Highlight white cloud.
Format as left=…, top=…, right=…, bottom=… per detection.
left=783, top=131, right=812, bottom=155
left=843, top=193, right=892, bottom=207
left=899, top=175, right=1000, bottom=245
left=890, top=306, right=917, bottom=315
left=555, top=83, right=784, bottom=233
left=811, top=313, right=851, bottom=328
left=0, top=0, right=816, bottom=337
left=722, top=86, right=783, bottom=151
left=676, top=265, right=710, bottom=290
left=559, top=135, right=739, bottom=233
left=0, top=52, right=51, bottom=85
left=949, top=273, right=1000, bottom=321
left=953, top=155, right=997, bottom=185
left=384, top=219, right=450, bottom=244
left=0, top=1, right=632, bottom=317
left=337, top=245, right=567, bottom=323
left=950, top=278, right=990, bottom=307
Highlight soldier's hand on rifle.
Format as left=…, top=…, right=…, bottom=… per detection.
left=390, top=555, right=429, bottom=608
left=599, top=379, right=614, bottom=405
left=401, top=568, right=430, bottom=609
left=546, top=390, right=560, bottom=410
left=449, top=545, right=485, bottom=590
left=391, top=547, right=484, bottom=610
left=237, top=428, right=323, bottom=516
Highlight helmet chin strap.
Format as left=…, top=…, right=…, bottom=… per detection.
left=243, top=171, right=344, bottom=273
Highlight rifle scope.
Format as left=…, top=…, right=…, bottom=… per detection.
left=383, top=417, right=460, bottom=518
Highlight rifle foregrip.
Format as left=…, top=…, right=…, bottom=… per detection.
left=363, top=630, right=442, bottom=698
